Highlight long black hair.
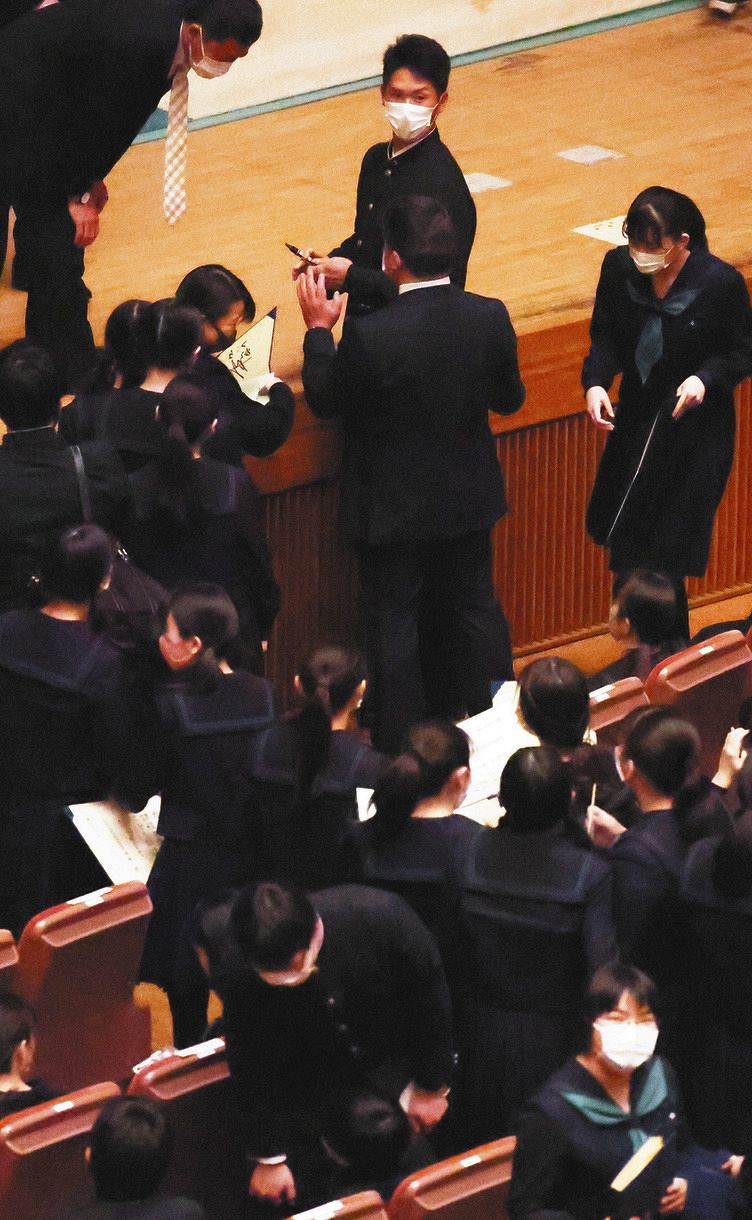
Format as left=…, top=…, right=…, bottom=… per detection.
left=291, top=645, right=366, bottom=794
left=368, top=719, right=470, bottom=846
left=148, top=376, right=215, bottom=544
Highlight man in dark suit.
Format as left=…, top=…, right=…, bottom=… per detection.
left=0, top=0, right=262, bottom=388
left=297, top=195, right=525, bottom=753
left=223, top=882, right=453, bottom=1208
left=0, top=340, right=131, bottom=612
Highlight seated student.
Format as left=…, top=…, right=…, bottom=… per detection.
left=320, top=1090, right=435, bottom=1205
left=517, top=656, right=636, bottom=827
left=509, top=963, right=736, bottom=1220
left=62, top=1096, right=205, bottom=1219
left=680, top=812, right=752, bottom=1150
left=459, top=746, right=616, bottom=1143
left=338, top=719, right=477, bottom=1014
left=0, top=340, right=131, bottom=614
left=249, top=645, right=389, bottom=889
left=0, top=525, right=134, bottom=930
left=59, top=300, right=204, bottom=475
left=121, top=585, right=274, bottom=1032
left=0, top=993, right=58, bottom=1118
left=587, top=569, right=688, bottom=692
left=174, top=264, right=295, bottom=465
left=127, top=376, right=280, bottom=674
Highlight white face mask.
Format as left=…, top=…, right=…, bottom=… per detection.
left=190, top=28, right=232, bottom=78
left=629, top=245, right=674, bottom=275
left=383, top=101, right=435, bottom=142
left=595, top=1019, right=659, bottom=1070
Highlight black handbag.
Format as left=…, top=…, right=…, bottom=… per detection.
left=70, top=445, right=168, bottom=650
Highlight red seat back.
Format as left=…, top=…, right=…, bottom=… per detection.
left=645, top=630, right=752, bottom=775
left=387, top=1137, right=516, bottom=1220
left=13, top=882, right=152, bottom=1091
left=0, top=929, right=18, bottom=987
left=128, top=1038, right=248, bottom=1220
left=0, top=1081, right=119, bottom=1219
left=289, top=1191, right=389, bottom=1219
left=590, top=676, right=649, bottom=746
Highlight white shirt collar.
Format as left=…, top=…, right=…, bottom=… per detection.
left=398, top=277, right=451, bottom=295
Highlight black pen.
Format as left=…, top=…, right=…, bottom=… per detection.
left=285, top=242, right=317, bottom=265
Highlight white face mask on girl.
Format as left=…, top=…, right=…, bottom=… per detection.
left=190, top=28, right=232, bottom=78
left=629, top=245, right=674, bottom=275
left=595, top=1019, right=659, bottom=1070
left=383, top=101, right=435, bottom=141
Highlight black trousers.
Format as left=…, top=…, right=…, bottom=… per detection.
left=11, top=198, right=95, bottom=388
left=357, top=528, right=513, bottom=754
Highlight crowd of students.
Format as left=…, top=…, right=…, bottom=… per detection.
left=1, top=258, right=752, bottom=1217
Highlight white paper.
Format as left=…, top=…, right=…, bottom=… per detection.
left=68, top=796, right=162, bottom=884
left=573, top=214, right=628, bottom=245
left=216, top=308, right=277, bottom=399
left=457, top=682, right=540, bottom=826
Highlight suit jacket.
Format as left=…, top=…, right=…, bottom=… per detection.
left=0, top=0, right=183, bottom=206
left=302, top=283, right=525, bottom=545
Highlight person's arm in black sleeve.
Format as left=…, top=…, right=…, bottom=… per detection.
left=444, top=170, right=476, bottom=290
left=223, top=983, right=300, bottom=1194
left=581, top=859, right=618, bottom=973
left=301, top=319, right=371, bottom=421
left=610, top=834, right=667, bottom=959
left=695, top=267, right=752, bottom=396
left=385, top=897, right=454, bottom=1092
left=486, top=298, right=526, bottom=416
left=582, top=249, right=624, bottom=394
left=508, top=1104, right=574, bottom=1219
left=197, top=359, right=295, bottom=460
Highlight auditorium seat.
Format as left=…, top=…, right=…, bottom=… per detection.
left=0, top=1080, right=119, bottom=1218
left=288, top=1191, right=389, bottom=1219
left=589, top=676, right=649, bottom=746
left=128, top=1037, right=248, bottom=1220
left=645, top=629, right=752, bottom=776
left=387, top=1136, right=516, bottom=1220
left=13, top=882, right=152, bottom=1092
left=0, top=929, right=18, bottom=988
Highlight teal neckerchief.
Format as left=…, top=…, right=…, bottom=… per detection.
left=626, top=279, right=701, bottom=385
left=562, top=1057, right=669, bottom=1154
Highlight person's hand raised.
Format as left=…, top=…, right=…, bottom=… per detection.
left=296, top=268, right=344, bottom=331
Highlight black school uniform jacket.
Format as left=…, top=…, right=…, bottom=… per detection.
left=330, top=129, right=477, bottom=317
left=223, top=885, right=454, bottom=1157
left=302, top=283, right=525, bottom=545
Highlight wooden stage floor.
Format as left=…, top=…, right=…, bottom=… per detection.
left=1, top=6, right=751, bottom=367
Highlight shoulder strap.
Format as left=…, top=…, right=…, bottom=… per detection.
left=70, top=445, right=93, bottom=522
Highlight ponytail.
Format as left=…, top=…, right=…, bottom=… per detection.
left=369, top=719, right=470, bottom=846
left=291, top=646, right=366, bottom=795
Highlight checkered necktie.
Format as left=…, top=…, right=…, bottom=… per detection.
left=163, top=68, right=189, bottom=224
